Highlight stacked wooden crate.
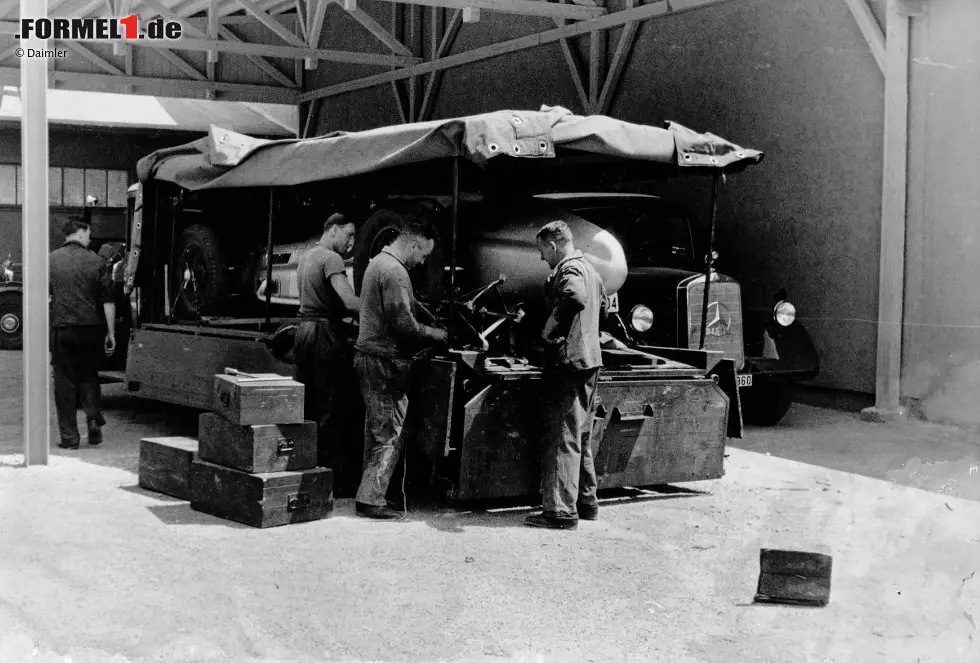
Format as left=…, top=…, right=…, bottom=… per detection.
left=189, top=372, right=334, bottom=528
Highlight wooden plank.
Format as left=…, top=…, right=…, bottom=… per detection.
left=307, top=0, right=327, bottom=47
left=873, top=0, right=909, bottom=412
left=333, top=0, right=413, bottom=56
left=207, top=0, right=218, bottom=63
left=138, top=0, right=208, bottom=38
left=556, top=30, right=589, bottom=114
left=235, top=0, right=308, bottom=47
left=61, top=41, right=126, bottom=75
left=596, top=17, right=637, bottom=114
left=418, top=8, right=460, bottom=121
left=294, top=0, right=308, bottom=41
left=407, top=3, right=420, bottom=121
left=125, top=327, right=296, bottom=410
left=842, top=0, right=885, bottom=74
left=302, top=0, right=726, bottom=102
left=218, top=25, right=297, bottom=87
left=372, top=0, right=605, bottom=21
left=302, top=99, right=318, bottom=136
left=588, top=29, right=602, bottom=111
left=0, top=1, right=18, bottom=20
left=71, top=34, right=421, bottom=67
left=153, top=47, right=208, bottom=80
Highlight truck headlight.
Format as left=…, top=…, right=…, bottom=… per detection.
left=630, top=305, right=654, bottom=332
left=774, top=301, right=796, bottom=326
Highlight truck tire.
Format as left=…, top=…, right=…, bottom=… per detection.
left=352, top=200, right=445, bottom=299
left=173, top=224, right=227, bottom=319
left=0, top=289, right=22, bottom=350
left=742, top=385, right=793, bottom=426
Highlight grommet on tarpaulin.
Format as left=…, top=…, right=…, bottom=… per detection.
left=488, top=143, right=499, bottom=153
left=513, top=145, right=522, bottom=154
left=511, top=116, right=524, bottom=125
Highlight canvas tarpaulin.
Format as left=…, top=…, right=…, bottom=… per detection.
left=136, top=105, right=764, bottom=191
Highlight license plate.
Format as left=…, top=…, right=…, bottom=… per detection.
left=607, top=292, right=619, bottom=314
left=736, top=374, right=753, bottom=388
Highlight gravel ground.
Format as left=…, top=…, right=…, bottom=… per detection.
left=2, top=350, right=979, bottom=663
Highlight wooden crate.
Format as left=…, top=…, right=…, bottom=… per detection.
left=755, top=548, right=833, bottom=606
left=198, top=412, right=317, bottom=474
left=213, top=373, right=305, bottom=426
left=138, top=436, right=199, bottom=500
left=190, top=460, right=334, bottom=528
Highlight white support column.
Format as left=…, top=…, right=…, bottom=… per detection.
left=863, top=0, right=910, bottom=422
left=21, top=0, right=50, bottom=466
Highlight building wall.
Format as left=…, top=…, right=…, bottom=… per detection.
left=901, top=0, right=980, bottom=409
left=0, top=124, right=204, bottom=262
left=307, top=0, right=886, bottom=393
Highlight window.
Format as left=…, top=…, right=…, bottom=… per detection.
left=0, top=165, right=130, bottom=207
left=63, top=168, right=85, bottom=206
left=0, top=165, right=15, bottom=204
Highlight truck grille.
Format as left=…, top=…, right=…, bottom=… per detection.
left=683, top=279, right=744, bottom=370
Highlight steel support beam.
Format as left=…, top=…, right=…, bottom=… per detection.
left=301, top=0, right=735, bottom=102
left=0, top=66, right=300, bottom=102
left=21, top=0, right=49, bottom=467
left=867, top=0, right=909, bottom=417
left=68, top=33, right=420, bottom=67
left=372, top=0, right=605, bottom=21
left=842, top=0, right=885, bottom=74
left=418, top=7, right=460, bottom=121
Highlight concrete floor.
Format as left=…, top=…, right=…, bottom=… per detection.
left=2, top=350, right=980, bottom=663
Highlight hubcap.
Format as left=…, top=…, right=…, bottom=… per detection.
left=1, top=312, right=19, bottom=334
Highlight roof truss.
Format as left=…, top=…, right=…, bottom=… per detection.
left=0, top=0, right=735, bottom=109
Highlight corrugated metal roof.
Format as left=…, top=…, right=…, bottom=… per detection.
left=0, top=87, right=297, bottom=137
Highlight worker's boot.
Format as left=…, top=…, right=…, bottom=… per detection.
left=524, top=512, right=578, bottom=530
left=577, top=502, right=599, bottom=521
left=87, top=420, right=103, bottom=446
left=355, top=502, right=405, bottom=520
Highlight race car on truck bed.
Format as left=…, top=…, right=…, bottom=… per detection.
left=171, top=188, right=817, bottom=426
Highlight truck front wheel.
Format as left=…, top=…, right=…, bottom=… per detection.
left=0, top=290, right=22, bottom=350
left=741, top=385, right=793, bottom=426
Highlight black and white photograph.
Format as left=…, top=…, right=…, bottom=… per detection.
left=1, top=0, right=979, bottom=660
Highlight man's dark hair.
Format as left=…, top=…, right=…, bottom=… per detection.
left=400, top=217, right=437, bottom=242
left=62, top=216, right=90, bottom=237
left=536, top=220, right=573, bottom=246
left=322, top=212, right=349, bottom=233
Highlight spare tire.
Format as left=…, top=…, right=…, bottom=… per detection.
left=0, top=289, right=22, bottom=350
left=352, top=201, right=445, bottom=300
left=173, top=223, right=227, bottom=319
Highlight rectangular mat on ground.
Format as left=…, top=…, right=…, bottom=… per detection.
left=754, top=548, right=832, bottom=607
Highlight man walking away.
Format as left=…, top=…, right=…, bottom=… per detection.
left=526, top=220, right=607, bottom=530
left=50, top=217, right=115, bottom=449
left=292, top=213, right=360, bottom=494
left=354, top=218, right=448, bottom=520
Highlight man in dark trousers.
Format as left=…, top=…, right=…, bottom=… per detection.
left=353, top=219, right=447, bottom=520
left=49, top=217, right=115, bottom=449
left=526, top=220, right=607, bottom=530
left=292, top=213, right=360, bottom=494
